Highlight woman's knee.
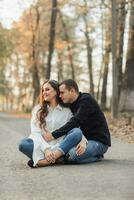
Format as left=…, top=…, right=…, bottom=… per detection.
left=18, top=138, right=33, bottom=152
left=18, top=139, right=26, bottom=152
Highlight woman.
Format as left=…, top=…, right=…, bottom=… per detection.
left=19, top=80, right=82, bottom=168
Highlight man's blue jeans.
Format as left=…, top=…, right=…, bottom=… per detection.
left=58, top=128, right=82, bottom=154
left=67, top=140, right=109, bottom=164
left=18, top=138, right=33, bottom=159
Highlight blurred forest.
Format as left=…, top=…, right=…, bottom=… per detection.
left=0, top=0, right=134, bottom=120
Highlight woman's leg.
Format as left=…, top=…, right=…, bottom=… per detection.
left=18, top=138, right=33, bottom=159
left=36, top=128, right=82, bottom=167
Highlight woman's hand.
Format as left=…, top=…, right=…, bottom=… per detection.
left=45, top=149, right=55, bottom=163
left=43, top=131, right=54, bottom=142
left=76, top=139, right=87, bottom=156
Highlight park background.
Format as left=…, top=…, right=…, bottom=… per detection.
left=0, top=1, right=134, bottom=200
left=0, top=0, right=134, bottom=143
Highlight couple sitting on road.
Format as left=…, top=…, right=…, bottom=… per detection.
left=19, top=79, right=111, bottom=168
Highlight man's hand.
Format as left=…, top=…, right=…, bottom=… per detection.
left=45, top=149, right=55, bottom=163
left=43, top=131, right=54, bottom=142
left=76, top=139, right=87, bottom=156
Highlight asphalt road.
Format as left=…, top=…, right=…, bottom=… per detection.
left=0, top=112, right=134, bottom=200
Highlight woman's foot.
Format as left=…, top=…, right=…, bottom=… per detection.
left=36, top=159, right=52, bottom=167
left=37, top=149, right=64, bottom=167
left=27, top=159, right=51, bottom=168
left=53, top=149, right=63, bottom=160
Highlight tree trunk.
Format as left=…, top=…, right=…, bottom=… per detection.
left=46, top=0, right=57, bottom=79
left=32, top=64, right=40, bottom=106
left=100, top=9, right=111, bottom=110
left=116, top=0, right=126, bottom=98
left=57, top=52, right=63, bottom=82
left=83, top=0, right=94, bottom=97
left=58, top=10, right=75, bottom=80
left=100, top=44, right=111, bottom=110
left=119, top=1, right=134, bottom=111
left=96, top=2, right=105, bottom=101
left=30, top=5, right=41, bottom=106
left=112, top=0, right=119, bottom=117
left=85, top=32, right=94, bottom=97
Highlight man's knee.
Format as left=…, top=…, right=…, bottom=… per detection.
left=71, top=128, right=82, bottom=135
left=69, top=128, right=82, bottom=142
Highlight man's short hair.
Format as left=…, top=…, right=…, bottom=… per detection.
left=60, top=79, right=79, bottom=93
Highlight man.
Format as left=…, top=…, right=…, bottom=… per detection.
left=44, top=79, right=111, bottom=164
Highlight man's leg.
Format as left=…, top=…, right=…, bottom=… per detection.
left=18, top=138, right=33, bottom=159
left=67, top=140, right=109, bottom=164
left=51, top=128, right=82, bottom=160
left=57, top=128, right=82, bottom=155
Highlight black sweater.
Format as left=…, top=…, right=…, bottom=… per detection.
left=52, top=92, right=111, bottom=146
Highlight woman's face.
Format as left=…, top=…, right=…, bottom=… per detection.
left=42, top=82, right=57, bottom=102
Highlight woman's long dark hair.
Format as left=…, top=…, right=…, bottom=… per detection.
left=36, top=80, right=62, bottom=129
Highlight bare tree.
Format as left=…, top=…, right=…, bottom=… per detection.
left=58, top=10, right=75, bottom=80
left=83, top=0, right=94, bottom=97
left=97, top=1, right=111, bottom=104
left=46, top=0, right=57, bottom=79
left=29, top=5, right=41, bottom=106
left=100, top=43, right=111, bottom=110
left=116, top=0, right=127, bottom=98
left=112, top=0, right=119, bottom=117
left=119, top=0, right=134, bottom=111
left=57, top=53, right=63, bottom=82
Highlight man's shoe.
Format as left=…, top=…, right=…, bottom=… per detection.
left=97, top=154, right=104, bottom=161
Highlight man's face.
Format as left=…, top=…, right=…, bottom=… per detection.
left=59, top=84, right=72, bottom=103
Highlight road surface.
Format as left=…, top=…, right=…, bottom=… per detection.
left=0, top=112, right=134, bottom=200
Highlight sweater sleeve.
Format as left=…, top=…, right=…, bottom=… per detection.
left=52, top=99, right=91, bottom=139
